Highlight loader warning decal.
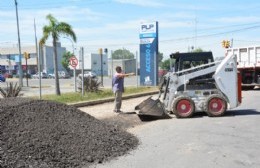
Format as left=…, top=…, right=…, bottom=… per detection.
left=139, top=21, right=159, bottom=86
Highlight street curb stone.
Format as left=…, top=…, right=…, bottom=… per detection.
left=69, top=91, right=159, bottom=108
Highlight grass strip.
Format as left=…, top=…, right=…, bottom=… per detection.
left=41, top=86, right=158, bottom=104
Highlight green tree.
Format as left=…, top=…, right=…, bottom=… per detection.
left=62, top=51, right=73, bottom=72
left=158, top=51, right=163, bottom=63
left=40, top=14, right=76, bottom=95
left=160, top=58, right=176, bottom=70
left=192, top=48, right=204, bottom=52
left=112, top=48, right=134, bottom=59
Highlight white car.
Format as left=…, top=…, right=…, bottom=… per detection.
left=32, top=72, right=48, bottom=79
left=58, top=71, right=70, bottom=79
left=48, top=73, right=55, bottom=79
left=78, top=71, right=97, bottom=78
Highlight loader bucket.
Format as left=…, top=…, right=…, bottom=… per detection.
left=135, top=97, right=168, bottom=118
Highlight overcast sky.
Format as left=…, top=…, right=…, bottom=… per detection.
left=1, top=0, right=260, bottom=58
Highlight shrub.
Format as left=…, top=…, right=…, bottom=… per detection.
left=76, top=76, right=101, bottom=93
left=0, top=82, right=22, bottom=98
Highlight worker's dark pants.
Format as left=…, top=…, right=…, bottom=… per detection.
left=114, top=91, right=122, bottom=111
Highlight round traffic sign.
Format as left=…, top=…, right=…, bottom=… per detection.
left=69, top=56, right=78, bottom=68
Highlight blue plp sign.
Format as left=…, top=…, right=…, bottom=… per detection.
left=139, top=21, right=158, bottom=86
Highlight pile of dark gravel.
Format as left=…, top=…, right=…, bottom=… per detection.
left=0, top=98, right=138, bottom=168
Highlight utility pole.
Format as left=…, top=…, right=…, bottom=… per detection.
left=14, top=0, right=23, bottom=87
left=34, top=19, right=42, bottom=99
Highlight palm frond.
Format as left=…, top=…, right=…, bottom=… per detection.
left=40, top=26, right=52, bottom=44
left=57, top=22, right=77, bottom=42
left=46, top=14, right=58, bottom=27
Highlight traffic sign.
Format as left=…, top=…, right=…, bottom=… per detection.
left=69, top=56, right=78, bottom=68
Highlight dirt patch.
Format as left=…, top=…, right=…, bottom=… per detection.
left=101, top=112, right=144, bottom=130
left=78, top=95, right=161, bottom=130
left=0, top=98, right=138, bottom=168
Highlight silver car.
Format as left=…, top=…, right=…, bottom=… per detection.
left=78, top=71, right=97, bottom=78
left=58, top=71, right=70, bottom=79
left=32, top=72, right=48, bottom=79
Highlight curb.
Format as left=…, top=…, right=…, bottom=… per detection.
left=69, top=91, right=159, bottom=108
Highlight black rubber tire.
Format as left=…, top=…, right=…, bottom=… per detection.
left=172, top=96, right=195, bottom=118
left=205, top=94, right=227, bottom=117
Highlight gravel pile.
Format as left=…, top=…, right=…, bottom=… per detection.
left=0, top=98, right=139, bottom=168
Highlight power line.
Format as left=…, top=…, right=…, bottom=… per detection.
left=44, top=24, right=260, bottom=48
left=195, top=21, right=260, bottom=34
left=233, top=39, right=260, bottom=43
left=161, top=24, right=260, bottom=43
left=2, top=22, right=260, bottom=48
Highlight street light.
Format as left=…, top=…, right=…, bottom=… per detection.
left=63, top=36, right=77, bottom=92
left=14, top=0, right=23, bottom=87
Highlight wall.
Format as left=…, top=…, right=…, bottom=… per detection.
left=108, top=59, right=136, bottom=76
left=78, top=53, right=108, bottom=76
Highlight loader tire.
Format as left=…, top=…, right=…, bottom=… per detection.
left=172, top=96, right=195, bottom=118
left=205, top=94, right=227, bottom=117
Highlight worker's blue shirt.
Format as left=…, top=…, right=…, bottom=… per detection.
left=112, top=73, right=124, bottom=93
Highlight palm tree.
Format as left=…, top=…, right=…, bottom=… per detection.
left=40, top=14, right=77, bottom=95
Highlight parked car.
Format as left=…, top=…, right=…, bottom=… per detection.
left=3, top=73, right=13, bottom=78
left=32, top=72, right=48, bottom=79
left=48, top=73, right=55, bottom=79
left=0, top=74, right=6, bottom=82
left=78, top=71, right=97, bottom=78
left=58, top=71, right=70, bottom=79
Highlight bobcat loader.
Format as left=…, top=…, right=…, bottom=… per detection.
left=135, top=52, right=242, bottom=118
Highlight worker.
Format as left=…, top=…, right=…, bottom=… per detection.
left=112, top=66, right=134, bottom=113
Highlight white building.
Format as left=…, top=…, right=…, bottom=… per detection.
left=41, top=42, right=66, bottom=74
left=78, top=53, right=108, bottom=76
left=0, top=42, right=66, bottom=75
left=107, top=59, right=137, bottom=77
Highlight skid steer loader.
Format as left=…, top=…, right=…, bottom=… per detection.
left=135, top=52, right=242, bottom=118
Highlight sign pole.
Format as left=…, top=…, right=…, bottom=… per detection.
left=69, top=55, right=78, bottom=93
left=136, top=51, right=138, bottom=87
left=74, top=67, right=76, bottom=92
left=81, top=47, right=84, bottom=97
left=111, top=50, right=114, bottom=79
left=99, top=48, right=103, bottom=87
left=25, top=57, right=28, bottom=87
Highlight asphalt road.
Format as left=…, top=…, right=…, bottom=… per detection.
left=86, top=89, right=260, bottom=168
left=2, top=77, right=260, bottom=168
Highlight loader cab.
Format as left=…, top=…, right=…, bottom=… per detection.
left=170, top=52, right=214, bottom=72
left=169, top=52, right=216, bottom=91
